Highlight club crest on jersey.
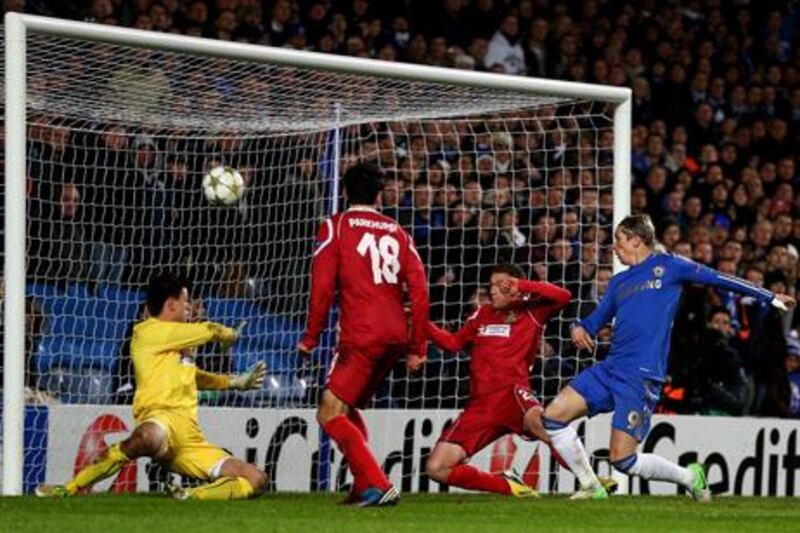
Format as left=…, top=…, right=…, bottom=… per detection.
left=504, top=311, right=517, bottom=324
left=653, top=266, right=665, bottom=278
left=627, top=410, right=641, bottom=429
left=478, top=324, right=511, bottom=337
left=516, top=387, right=536, bottom=403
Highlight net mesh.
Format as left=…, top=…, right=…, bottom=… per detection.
left=4, top=29, right=617, bottom=493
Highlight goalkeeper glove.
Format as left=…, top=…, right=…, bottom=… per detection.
left=229, top=361, right=266, bottom=390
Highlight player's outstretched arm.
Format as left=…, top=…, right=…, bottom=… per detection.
left=228, top=361, right=267, bottom=390
left=672, top=255, right=796, bottom=310
left=194, top=361, right=266, bottom=391
left=150, top=321, right=239, bottom=354
left=428, top=321, right=471, bottom=352
left=571, top=278, right=616, bottom=350
left=300, top=219, right=338, bottom=353
left=570, top=323, right=596, bottom=351
left=195, top=368, right=231, bottom=390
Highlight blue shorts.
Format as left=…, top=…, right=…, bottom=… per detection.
left=569, top=362, right=661, bottom=442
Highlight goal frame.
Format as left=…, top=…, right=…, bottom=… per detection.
left=2, top=12, right=631, bottom=495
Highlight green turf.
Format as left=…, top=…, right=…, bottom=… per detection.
left=1, top=493, right=798, bottom=533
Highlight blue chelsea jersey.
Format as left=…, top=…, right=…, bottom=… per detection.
left=578, top=253, right=774, bottom=382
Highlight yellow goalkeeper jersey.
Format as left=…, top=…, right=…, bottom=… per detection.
left=131, top=317, right=233, bottom=422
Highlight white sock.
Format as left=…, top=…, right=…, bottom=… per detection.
left=547, top=425, right=601, bottom=490
left=627, top=454, right=694, bottom=488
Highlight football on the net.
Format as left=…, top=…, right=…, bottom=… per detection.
left=202, top=165, right=245, bottom=205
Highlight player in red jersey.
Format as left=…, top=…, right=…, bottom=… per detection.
left=298, top=162, right=429, bottom=507
left=425, top=264, right=616, bottom=496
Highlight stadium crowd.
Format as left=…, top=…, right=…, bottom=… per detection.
left=4, top=0, right=800, bottom=418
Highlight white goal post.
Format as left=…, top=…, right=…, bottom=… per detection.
left=3, top=12, right=630, bottom=495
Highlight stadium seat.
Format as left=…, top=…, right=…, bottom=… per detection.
left=40, top=366, right=114, bottom=404
left=32, top=288, right=309, bottom=391
left=26, top=282, right=64, bottom=301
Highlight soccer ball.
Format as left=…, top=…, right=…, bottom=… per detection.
left=202, top=166, right=245, bottom=205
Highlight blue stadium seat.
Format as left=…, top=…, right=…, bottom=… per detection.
left=96, top=284, right=145, bottom=307
left=231, top=349, right=295, bottom=374
left=35, top=336, right=119, bottom=374
left=41, top=366, right=114, bottom=404
left=26, top=282, right=64, bottom=301
left=204, top=297, right=304, bottom=352
left=33, top=289, right=307, bottom=385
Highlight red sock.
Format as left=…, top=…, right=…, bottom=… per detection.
left=446, top=464, right=511, bottom=495
left=348, top=410, right=368, bottom=442
left=324, top=415, right=390, bottom=492
left=347, top=410, right=369, bottom=495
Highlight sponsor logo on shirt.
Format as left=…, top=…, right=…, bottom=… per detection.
left=516, top=387, right=536, bottom=403
left=348, top=217, right=398, bottom=232
left=618, top=278, right=663, bottom=299
left=478, top=324, right=511, bottom=337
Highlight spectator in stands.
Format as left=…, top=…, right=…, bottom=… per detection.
left=17, top=0, right=800, bottom=418
left=525, top=17, right=549, bottom=77
left=686, top=308, right=749, bottom=416
left=85, top=125, right=133, bottom=286
left=786, top=342, right=800, bottom=418
left=125, top=135, right=173, bottom=285
left=28, top=182, right=90, bottom=285
left=484, top=12, right=525, bottom=74
left=0, top=278, right=56, bottom=404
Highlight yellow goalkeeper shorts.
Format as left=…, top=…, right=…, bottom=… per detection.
left=139, top=410, right=230, bottom=480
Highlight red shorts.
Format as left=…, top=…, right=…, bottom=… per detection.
left=326, top=344, right=406, bottom=409
left=439, top=385, right=542, bottom=457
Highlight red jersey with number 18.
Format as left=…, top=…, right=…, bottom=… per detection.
left=301, top=207, right=429, bottom=357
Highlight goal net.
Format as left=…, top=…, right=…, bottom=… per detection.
left=2, top=16, right=629, bottom=495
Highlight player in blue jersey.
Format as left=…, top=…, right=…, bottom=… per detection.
left=542, top=214, right=795, bottom=500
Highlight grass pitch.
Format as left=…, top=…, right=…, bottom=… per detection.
left=1, top=493, right=798, bottom=533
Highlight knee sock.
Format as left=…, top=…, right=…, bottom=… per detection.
left=542, top=417, right=600, bottom=490
left=66, top=442, right=129, bottom=494
left=446, top=464, right=511, bottom=495
left=347, top=410, right=369, bottom=495
left=612, top=453, right=694, bottom=488
left=323, top=415, right=390, bottom=492
left=348, top=410, right=368, bottom=441
left=185, top=477, right=254, bottom=500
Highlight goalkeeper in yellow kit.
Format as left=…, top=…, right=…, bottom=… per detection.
left=36, top=273, right=268, bottom=500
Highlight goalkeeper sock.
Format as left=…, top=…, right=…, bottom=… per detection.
left=186, top=477, right=254, bottom=500
left=324, top=415, right=390, bottom=492
left=614, top=453, right=694, bottom=487
left=446, top=464, right=511, bottom=495
left=65, top=442, right=129, bottom=494
left=543, top=418, right=601, bottom=490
